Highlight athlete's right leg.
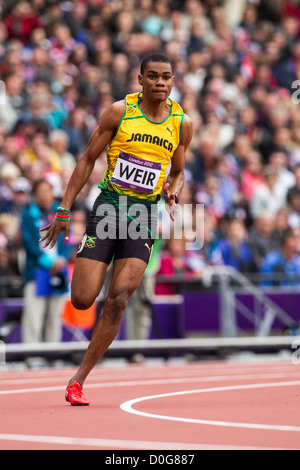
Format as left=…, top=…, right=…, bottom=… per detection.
left=71, top=257, right=109, bottom=311
left=65, top=257, right=112, bottom=405
left=67, top=257, right=147, bottom=388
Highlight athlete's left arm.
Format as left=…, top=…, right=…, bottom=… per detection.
left=163, top=114, right=193, bottom=221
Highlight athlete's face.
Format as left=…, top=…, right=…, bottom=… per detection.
left=138, top=61, right=175, bottom=103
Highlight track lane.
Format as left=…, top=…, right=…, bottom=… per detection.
left=0, top=360, right=299, bottom=450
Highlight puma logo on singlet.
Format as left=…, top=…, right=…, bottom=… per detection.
left=126, top=133, right=173, bottom=152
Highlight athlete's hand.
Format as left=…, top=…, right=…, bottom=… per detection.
left=163, top=182, right=177, bottom=222
left=39, top=219, right=70, bottom=249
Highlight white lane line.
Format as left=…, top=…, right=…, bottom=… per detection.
left=120, top=380, right=300, bottom=433
left=0, top=361, right=294, bottom=386
left=1, top=373, right=300, bottom=396
left=0, top=433, right=281, bottom=450
left=0, top=369, right=298, bottom=387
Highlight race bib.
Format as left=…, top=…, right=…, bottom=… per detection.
left=111, top=152, right=161, bottom=194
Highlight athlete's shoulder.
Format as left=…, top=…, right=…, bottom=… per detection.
left=107, top=99, right=126, bottom=118
left=169, top=97, right=184, bottom=116
left=107, top=93, right=140, bottom=119
left=180, top=113, right=193, bottom=144
left=182, top=112, right=193, bottom=128
left=125, top=92, right=140, bottom=102
left=99, top=99, right=126, bottom=131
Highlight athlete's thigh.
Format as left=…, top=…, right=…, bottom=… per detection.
left=108, top=258, right=148, bottom=299
left=71, top=257, right=109, bottom=309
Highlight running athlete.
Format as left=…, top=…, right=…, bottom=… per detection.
left=40, top=53, right=193, bottom=406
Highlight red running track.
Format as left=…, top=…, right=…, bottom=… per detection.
left=0, top=358, right=300, bottom=450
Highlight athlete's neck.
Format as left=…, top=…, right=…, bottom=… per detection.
left=139, top=95, right=170, bottom=122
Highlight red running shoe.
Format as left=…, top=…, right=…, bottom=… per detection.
left=65, top=381, right=90, bottom=406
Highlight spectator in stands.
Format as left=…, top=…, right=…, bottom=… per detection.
left=268, top=150, right=295, bottom=202
left=259, top=228, right=300, bottom=287
left=214, top=155, right=240, bottom=213
left=0, top=72, right=26, bottom=134
left=196, top=175, right=226, bottom=221
left=193, top=133, right=218, bottom=185
left=0, top=213, right=21, bottom=276
left=210, top=218, right=255, bottom=273
left=287, top=187, right=300, bottom=229
left=64, top=107, right=94, bottom=158
left=0, top=161, right=22, bottom=204
left=286, top=164, right=300, bottom=227
left=3, top=1, right=42, bottom=45
left=248, top=212, right=280, bottom=270
left=0, top=246, right=11, bottom=277
left=156, top=236, right=196, bottom=295
left=2, top=0, right=300, bottom=300
left=21, top=179, right=73, bottom=343
left=240, top=149, right=265, bottom=203
left=250, top=165, right=285, bottom=219
left=273, top=207, right=290, bottom=246
left=185, top=207, right=217, bottom=276
left=0, top=177, right=31, bottom=219
left=48, top=130, right=76, bottom=171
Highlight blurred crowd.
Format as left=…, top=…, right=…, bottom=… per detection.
left=1, top=0, right=300, bottom=294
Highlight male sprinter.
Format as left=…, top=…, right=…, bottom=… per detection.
left=40, top=53, right=193, bottom=405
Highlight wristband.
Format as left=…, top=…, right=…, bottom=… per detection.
left=55, top=215, right=70, bottom=222
left=174, top=194, right=179, bottom=204
left=57, top=206, right=70, bottom=213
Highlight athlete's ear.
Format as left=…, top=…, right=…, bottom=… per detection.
left=138, top=74, right=143, bottom=86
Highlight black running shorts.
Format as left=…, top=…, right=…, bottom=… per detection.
left=76, top=189, right=158, bottom=265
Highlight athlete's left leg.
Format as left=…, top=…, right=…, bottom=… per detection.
left=68, top=257, right=147, bottom=387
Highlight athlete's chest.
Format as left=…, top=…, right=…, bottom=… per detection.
left=117, top=117, right=178, bottom=157
left=109, top=117, right=178, bottom=195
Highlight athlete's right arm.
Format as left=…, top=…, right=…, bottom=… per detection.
left=39, top=101, right=126, bottom=249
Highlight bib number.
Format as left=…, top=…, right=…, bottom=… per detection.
left=111, top=152, right=161, bottom=194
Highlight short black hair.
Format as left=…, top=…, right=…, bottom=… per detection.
left=140, top=53, right=174, bottom=75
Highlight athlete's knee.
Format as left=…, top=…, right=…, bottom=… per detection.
left=104, top=286, right=135, bottom=323
left=71, top=292, right=95, bottom=311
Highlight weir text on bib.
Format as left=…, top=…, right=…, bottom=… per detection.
left=111, top=152, right=161, bottom=194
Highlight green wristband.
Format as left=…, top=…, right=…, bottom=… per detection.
left=57, top=206, right=71, bottom=213
left=55, top=216, right=70, bottom=222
